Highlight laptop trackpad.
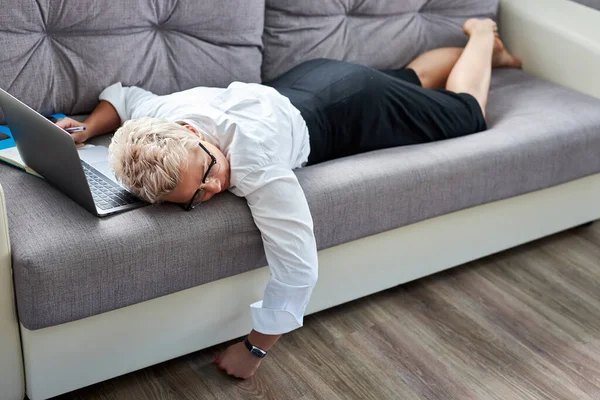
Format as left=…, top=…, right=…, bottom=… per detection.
left=78, top=146, right=118, bottom=183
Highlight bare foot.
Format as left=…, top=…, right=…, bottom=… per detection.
left=492, top=38, right=522, bottom=69
left=463, top=18, right=497, bottom=36
left=463, top=18, right=522, bottom=69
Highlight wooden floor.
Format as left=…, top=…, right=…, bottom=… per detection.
left=56, top=222, right=600, bottom=400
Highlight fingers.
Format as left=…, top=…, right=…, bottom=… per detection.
left=55, top=118, right=76, bottom=129
left=56, top=118, right=88, bottom=143
left=55, top=117, right=85, bottom=131
left=214, top=352, right=223, bottom=364
left=214, top=353, right=225, bottom=371
left=215, top=362, right=254, bottom=379
left=215, top=359, right=234, bottom=376
left=214, top=358, right=247, bottom=379
left=71, top=131, right=88, bottom=144
left=213, top=344, right=258, bottom=380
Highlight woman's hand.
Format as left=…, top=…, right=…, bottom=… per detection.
left=214, top=331, right=281, bottom=379
left=55, top=117, right=90, bottom=144
left=215, top=341, right=263, bottom=379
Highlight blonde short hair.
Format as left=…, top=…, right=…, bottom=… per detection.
left=109, top=117, right=199, bottom=203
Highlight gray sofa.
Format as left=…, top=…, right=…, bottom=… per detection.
left=571, top=0, right=600, bottom=9
left=2, top=0, right=600, bottom=399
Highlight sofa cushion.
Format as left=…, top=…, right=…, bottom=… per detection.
left=262, top=0, right=498, bottom=81
left=0, top=0, right=265, bottom=123
left=5, top=69, right=600, bottom=330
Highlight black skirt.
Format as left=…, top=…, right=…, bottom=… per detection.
left=266, top=58, right=487, bottom=165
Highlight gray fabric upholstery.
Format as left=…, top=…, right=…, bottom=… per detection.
left=570, top=0, right=600, bottom=10
left=0, top=0, right=264, bottom=124
left=6, top=69, right=600, bottom=330
left=262, top=0, right=498, bottom=81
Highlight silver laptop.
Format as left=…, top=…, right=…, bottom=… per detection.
left=0, top=88, right=146, bottom=217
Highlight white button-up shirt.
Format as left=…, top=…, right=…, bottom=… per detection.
left=99, top=82, right=318, bottom=335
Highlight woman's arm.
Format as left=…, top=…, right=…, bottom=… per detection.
left=216, top=165, right=319, bottom=378
left=244, top=167, right=319, bottom=335
left=57, top=82, right=160, bottom=143
left=55, top=101, right=121, bottom=143
left=84, top=101, right=122, bottom=138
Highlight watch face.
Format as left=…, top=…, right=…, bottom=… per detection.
left=251, top=347, right=266, bottom=358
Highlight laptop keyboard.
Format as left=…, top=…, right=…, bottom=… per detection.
left=81, top=161, right=139, bottom=210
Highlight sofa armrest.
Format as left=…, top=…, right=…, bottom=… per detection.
left=0, top=184, right=25, bottom=400
left=499, top=0, right=600, bottom=100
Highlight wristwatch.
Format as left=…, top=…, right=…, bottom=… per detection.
left=244, top=336, right=268, bottom=358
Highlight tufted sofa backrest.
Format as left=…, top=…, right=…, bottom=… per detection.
left=262, top=0, right=498, bottom=81
left=0, top=0, right=265, bottom=122
left=1, top=0, right=500, bottom=121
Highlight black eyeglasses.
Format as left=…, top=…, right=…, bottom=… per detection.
left=183, top=142, right=218, bottom=211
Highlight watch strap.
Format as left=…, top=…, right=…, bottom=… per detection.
left=244, top=336, right=268, bottom=358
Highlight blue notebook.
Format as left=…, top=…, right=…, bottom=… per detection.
left=0, top=124, right=17, bottom=151
left=0, top=113, right=66, bottom=176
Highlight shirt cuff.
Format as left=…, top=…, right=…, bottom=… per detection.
left=250, top=301, right=304, bottom=335
left=98, top=82, right=127, bottom=123
left=249, top=274, right=315, bottom=335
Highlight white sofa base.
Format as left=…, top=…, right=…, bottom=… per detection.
left=20, top=172, right=600, bottom=400
left=0, top=186, right=25, bottom=400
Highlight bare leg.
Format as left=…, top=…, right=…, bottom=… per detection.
left=445, top=19, right=521, bottom=116
left=405, top=48, right=463, bottom=89
left=406, top=42, right=521, bottom=92
left=445, top=20, right=496, bottom=115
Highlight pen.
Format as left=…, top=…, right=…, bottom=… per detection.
left=65, top=126, right=86, bottom=133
